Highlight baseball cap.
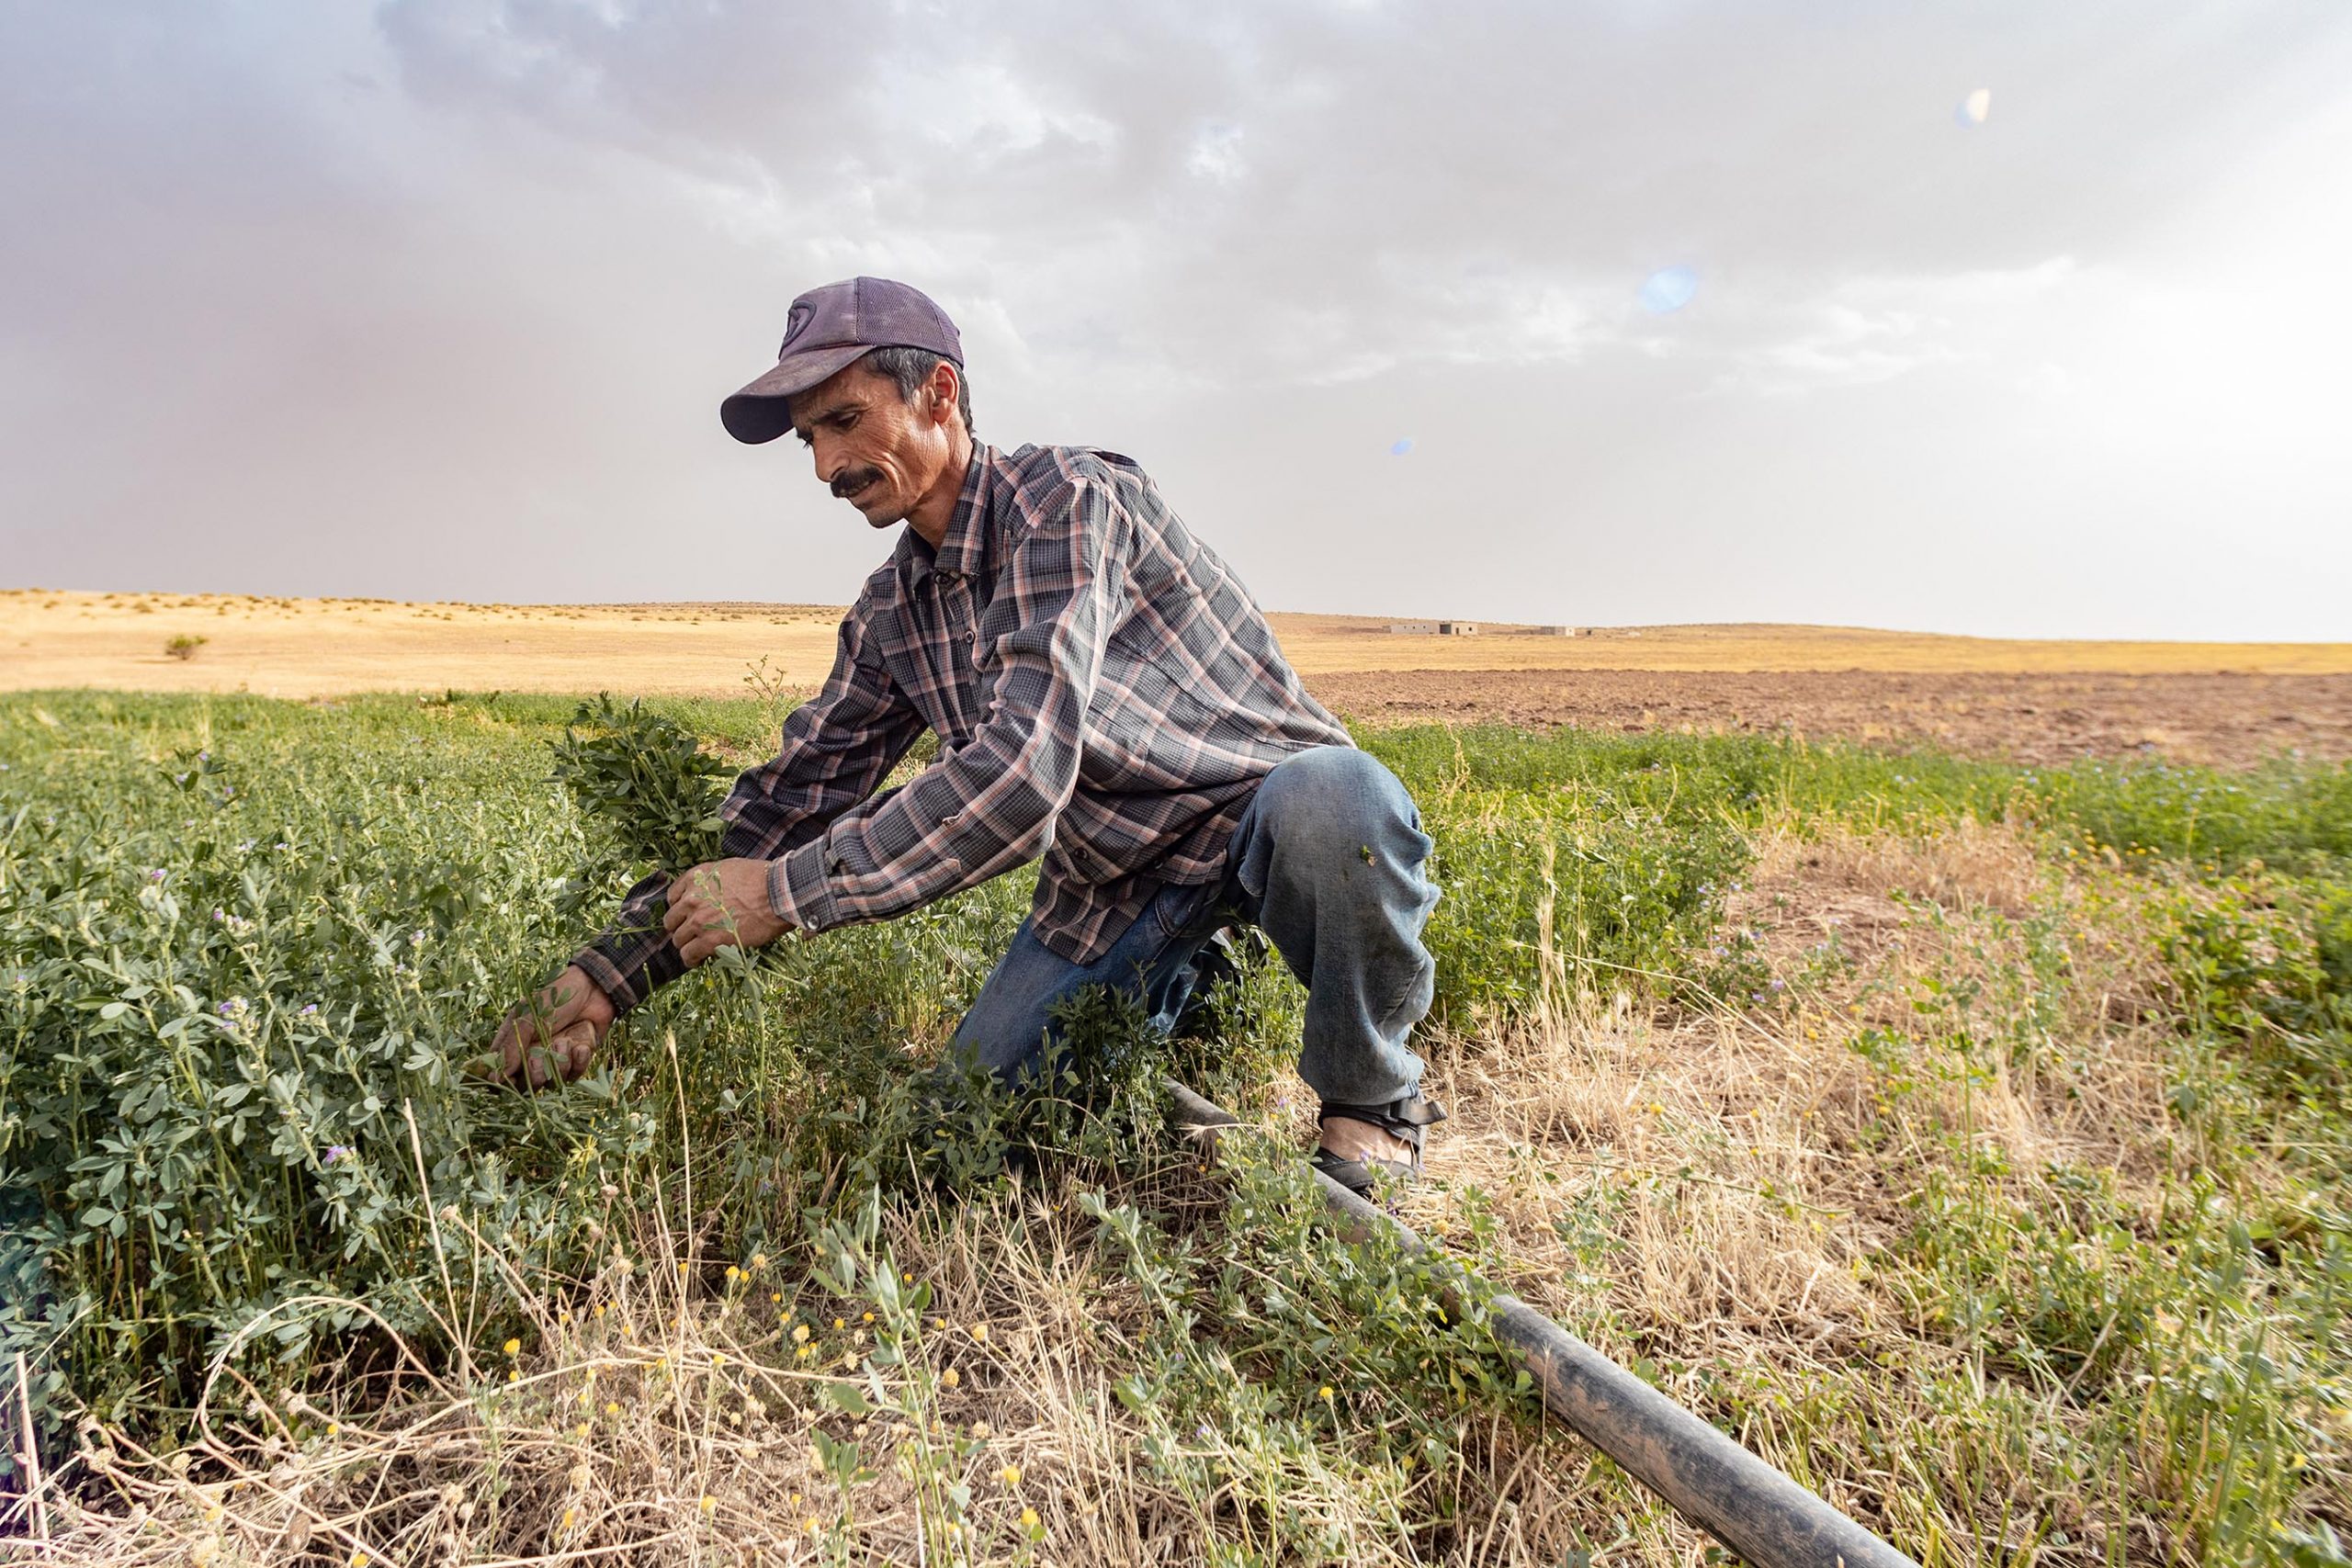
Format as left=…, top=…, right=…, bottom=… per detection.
left=719, top=276, right=964, bottom=445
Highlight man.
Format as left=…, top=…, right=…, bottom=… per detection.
left=490, top=276, right=1443, bottom=1191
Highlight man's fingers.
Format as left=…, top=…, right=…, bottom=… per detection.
left=678, top=926, right=729, bottom=968
left=551, top=1019, right=597, bottom=1081
left=496, top=1014, right=537, bottom=1078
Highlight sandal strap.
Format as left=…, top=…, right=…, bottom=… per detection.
left=1312, top=1146, right=1396, bottom=1196
left=1315, top=1094, right=1446, bottom=1136
left=1312, top=1094, right=1445, bottom=1195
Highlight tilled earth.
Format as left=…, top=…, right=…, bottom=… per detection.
left=1306, top=668, right=2352, bottom=768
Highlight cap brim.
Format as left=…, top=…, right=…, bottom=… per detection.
left=718, top=344, right=873, bottom=444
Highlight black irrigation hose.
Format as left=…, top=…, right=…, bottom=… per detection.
left=1163, top=1077, right=1921, bottom=1568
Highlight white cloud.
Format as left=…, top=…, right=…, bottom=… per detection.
left=1713, top=256, right=2078, bottom=396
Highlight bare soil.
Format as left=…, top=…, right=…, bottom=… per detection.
left=1306, top=667, right=2352, bottom=768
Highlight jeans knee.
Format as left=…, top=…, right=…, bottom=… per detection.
left=1257, top=747, right=1420, bottom=857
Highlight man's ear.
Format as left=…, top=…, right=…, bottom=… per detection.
left=929, top=360, right=960, bottom=428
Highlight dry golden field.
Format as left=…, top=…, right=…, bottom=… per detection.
left=6, top=589, right=2350, bottom=697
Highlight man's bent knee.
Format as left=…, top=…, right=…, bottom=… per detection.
left=1253, top=747, right=1419, bottom=850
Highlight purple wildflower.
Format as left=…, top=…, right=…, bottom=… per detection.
left=300, top=1002, right=318, bottom=1016
left=324, top=1145, right=351, bottom=1166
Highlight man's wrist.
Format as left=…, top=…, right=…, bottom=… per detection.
left=571, top=949, right=638, bottom=1017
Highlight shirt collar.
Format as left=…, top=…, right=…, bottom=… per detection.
left=895, top=447, right=993, bottom=594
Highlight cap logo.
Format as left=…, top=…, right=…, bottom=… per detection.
left=779, top=301, right=814, bottom=353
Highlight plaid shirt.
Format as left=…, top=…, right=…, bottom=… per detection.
left=575, top=444, right=1351, bottom=1012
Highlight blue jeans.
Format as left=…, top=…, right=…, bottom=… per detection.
left=950, top=747, right=1439, bottom=1107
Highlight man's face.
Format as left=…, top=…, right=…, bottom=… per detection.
left=787, top=359, right=957, bottom=530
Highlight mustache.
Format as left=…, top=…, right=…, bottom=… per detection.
left=831, top=468, right=885, bottom=500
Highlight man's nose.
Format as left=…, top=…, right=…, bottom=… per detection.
left=811, top=434, right=847, bottom=486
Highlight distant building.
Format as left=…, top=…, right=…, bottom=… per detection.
left=1387, top=620, right=1440, bottom=635
left=1438, top=621, right=1481, bottom=637
left=1529, top=625, right=1589, bottom=637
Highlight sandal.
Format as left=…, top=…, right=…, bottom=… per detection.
left=1310, top=1093, right=1446, bottom=1195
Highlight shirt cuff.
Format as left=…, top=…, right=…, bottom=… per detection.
left=767, top=840, right=841, bottom=934
left=571, top=946, right=642, bottom=1015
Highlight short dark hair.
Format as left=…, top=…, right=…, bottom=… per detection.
left=862, top=345, right=975, bottom=442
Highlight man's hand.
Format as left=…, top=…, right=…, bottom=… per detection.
left=483, top=964, right=615, bottom=1089
left=663, top=858, right=791, bottom=967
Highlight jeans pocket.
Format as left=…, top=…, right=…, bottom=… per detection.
left=1148, top=879, right=1221, bottom=942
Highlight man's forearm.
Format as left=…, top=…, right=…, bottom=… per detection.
left=572, top=868, right=687, bottom=1014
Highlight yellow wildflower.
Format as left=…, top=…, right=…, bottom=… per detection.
left=1022, top=1506, right=1040, bottom=1529
left=792, top=1324, right=811, bottom=1344
left=605, top=1401, right=621, bottom=1416
left=699, top=1495, right=716, bottom=1516
left=1317, top=1386, right=1334, bottom=1403
left=942, top=1368, right=960, bottom=1388
left=1000, top=1462, right=1023, bottom=1487
left=503, top=1337, right=521, bottom=1356
left=861, top=1312, right=875, bottom=1324
left=725, top=1266, right=741, bottom=1282
left=969, top=1324, right=989, bottom=1343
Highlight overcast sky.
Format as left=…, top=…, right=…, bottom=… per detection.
left=6, top=1, right=2349, bottom=638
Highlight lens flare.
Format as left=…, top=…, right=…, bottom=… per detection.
left=1638, top=266, right=1698, bottom=314
left=1955, top=87, right=1991, bottom=128
left=1389, top=437, right=1415, bottom=457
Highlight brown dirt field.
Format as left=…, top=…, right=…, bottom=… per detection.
left=1309, top=667, right=2352, bottom=767
left=6, top=590, right=2349, bottom=765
